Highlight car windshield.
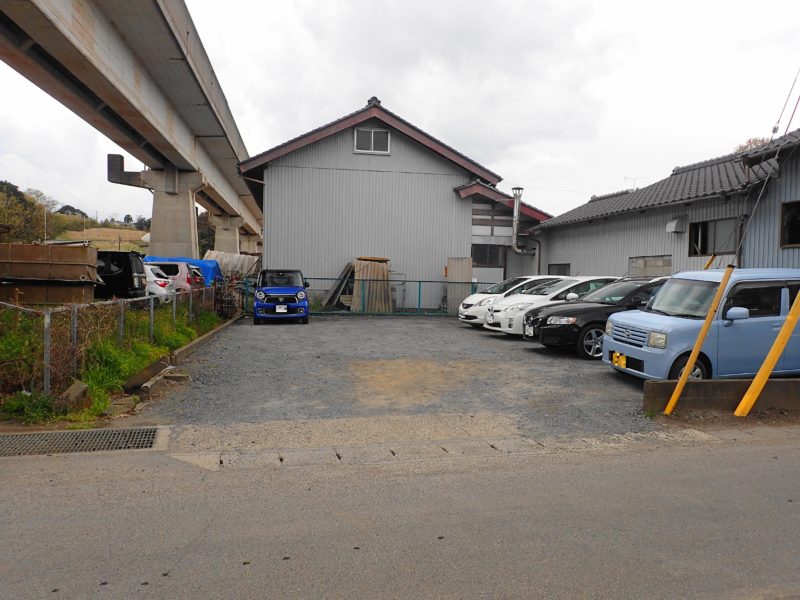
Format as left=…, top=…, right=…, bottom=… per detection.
left=481, top=277, right=526, bottom=294
left=522, top=278, right=577, bottom=295
left=149, top=266, right=168, bottom=279
left=647, top=278, right=718, bottom=318
left=582, top=280, right=647, bottom=304
left=259, top=271, right=304, bottom=287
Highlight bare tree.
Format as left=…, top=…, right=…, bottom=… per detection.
left=734, top=137, right=770, bottom=153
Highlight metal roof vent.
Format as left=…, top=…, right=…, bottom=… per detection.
left=666, top=217, right=686, bottom=233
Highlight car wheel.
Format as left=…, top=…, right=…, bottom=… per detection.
left=576, top=324, right=605, bottom=359
left=301, top=316, right=309, bottom=324
left=668, top=355, right=709, bottom=380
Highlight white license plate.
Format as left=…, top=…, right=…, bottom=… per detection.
left=525, top=325, right=533, bottom=337
left=487, top=314, right=494, bottom=323
left=276, top=305, right=288, bottom=313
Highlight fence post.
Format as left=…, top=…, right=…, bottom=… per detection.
left=118, top=300, right=124, bottom=343
left=70, top=305, right=78, bottom=376
left=202, top=286, right=206, bottom=311
left=361, top=280, right=366, bottom=313
left=172, top=291, right=177, bottom=328
left=188, top=288, right=193, bottom=323
left=417, top=281, right=422, bottom=313
left=43, top=309, right=51, bottom=396
left=149, top=296, right=155, bottom=343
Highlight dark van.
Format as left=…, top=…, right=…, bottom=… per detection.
left=95, top=251, right=147, bottom=299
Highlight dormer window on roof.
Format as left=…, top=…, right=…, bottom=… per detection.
left=355, top=128, right=390, bottom=154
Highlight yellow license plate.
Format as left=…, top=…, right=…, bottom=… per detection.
left=612, top=352, right=627, bottom=368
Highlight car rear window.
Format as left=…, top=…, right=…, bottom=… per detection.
left=153, top=263, right=180, bottom=276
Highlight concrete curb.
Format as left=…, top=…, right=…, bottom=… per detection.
left=131, top=314, right=243, bottom=403
left=170, top=312, right=243, bottom=365
left=643, top=378, right=800, bottom=414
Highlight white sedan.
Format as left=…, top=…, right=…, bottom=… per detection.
left=483, top=276, right=618, bottom=335
left=144, top=264, right=175, bottom=304
left=458, top=276, right=563, bottom=327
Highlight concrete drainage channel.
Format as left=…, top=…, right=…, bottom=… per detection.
left=0, top=427, right=169, bottom=457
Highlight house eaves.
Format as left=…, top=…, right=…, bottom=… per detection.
left=238, top=97, right=502, bottom=205
left=454, top=180, right=552, bottom=223
left=741, top=128, right=800, bottom=166
left=535, top=151, right=777, bottom=232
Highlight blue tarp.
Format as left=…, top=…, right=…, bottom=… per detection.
left=144, top=256, right=224, bottom=287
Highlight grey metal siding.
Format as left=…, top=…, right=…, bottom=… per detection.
left=539, top=195, right=751, bottom=275
left=742, top=153, right=800, bottom=268
left=505, top=248, right=535, bottom=278
left=473, top=267, right=504, bottom=285
left=262, top=123, right=472, bottom=308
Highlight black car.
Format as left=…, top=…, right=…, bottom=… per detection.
left=95, top=251, right=147, bottom=300
left=521, top=277, right=665, bottom=359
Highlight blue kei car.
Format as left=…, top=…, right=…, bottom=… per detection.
left=603, top=268, right=800, bottom=380
left=253, top=269, right=310, bottom=325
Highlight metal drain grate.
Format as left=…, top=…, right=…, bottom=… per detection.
left=0, top=427, right=158, bottom=457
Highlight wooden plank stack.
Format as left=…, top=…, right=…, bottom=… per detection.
left=351, top=257, right=391, bottom=313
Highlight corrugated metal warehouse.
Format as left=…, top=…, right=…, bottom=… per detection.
left=239, top=97, right=550, bottom=308
left=532, top=129, right=800, bottom=276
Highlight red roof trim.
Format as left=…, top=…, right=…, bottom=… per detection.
left=239, top=104, right=501, bottom=185
left=455, top=182, right=551, bottom=222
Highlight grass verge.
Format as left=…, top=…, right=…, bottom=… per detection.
left=0, top=306, right=222, bottom=425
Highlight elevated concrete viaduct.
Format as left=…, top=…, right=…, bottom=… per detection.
left=0, top=0, right=262, bottom=257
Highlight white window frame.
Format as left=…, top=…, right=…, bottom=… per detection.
left=354, top=128, right=391, bottom=155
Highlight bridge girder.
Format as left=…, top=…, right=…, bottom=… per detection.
left=0, top=0, right=262, bottom=239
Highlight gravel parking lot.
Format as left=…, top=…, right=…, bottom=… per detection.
left=131, top=316, right=659, bottom=441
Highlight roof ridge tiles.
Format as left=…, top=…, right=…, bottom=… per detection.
left=671, top=151, right=745, bottom=174
left=589, top=189, right=634, bottom=202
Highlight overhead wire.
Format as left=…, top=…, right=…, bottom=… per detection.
left=713, top=67, right=800, bottom=269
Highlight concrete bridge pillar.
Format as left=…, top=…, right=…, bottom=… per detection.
left=209, top=214, right=244, bottom=254
left=142, top=168, right=205, bottom=258
left=239, top=232, right=262, bottom=255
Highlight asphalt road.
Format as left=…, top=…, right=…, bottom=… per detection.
left=1, top=426, right=799, bottom=599
left=128, top=316, right=654, bottom=440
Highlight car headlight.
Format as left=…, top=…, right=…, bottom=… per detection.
left=476, top=297, right=496, bottom=307
left=255, top=290, right=266, bottom=300
left=647, top=332, right=667, bottom=349
left=546, top=316, right=577, bottom=325
left=605, top=321, right=613, bottom=336
left=297, top=291, right=306, bottom=300
left=509, top=303, right=533, bottom=313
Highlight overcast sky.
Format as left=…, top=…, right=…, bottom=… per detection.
left=1, top=0, right=798, bottom=220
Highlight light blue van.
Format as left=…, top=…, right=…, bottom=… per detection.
left=602, top=269, right=800, bottom=380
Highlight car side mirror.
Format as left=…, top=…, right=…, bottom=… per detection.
left=724, top=306, right=750, bottom=321
left=565, top=292, right=579, bottom=301
left=304, top=280, right=310, bottom=288
left=628, top=296, right=647, bottom=308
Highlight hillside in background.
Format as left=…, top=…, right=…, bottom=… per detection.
left=1, top=179, right=151, bottom=250
left=58, top=227, right=149, bottom=252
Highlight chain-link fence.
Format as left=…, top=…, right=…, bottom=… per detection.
left=239, top=276, right=491, bottom=316
left=0, top=285, right=227, bottom=400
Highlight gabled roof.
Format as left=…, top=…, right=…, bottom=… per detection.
left=454, top=181, right=552, bottom=223
left=741, top=128, right=800, bottom=166
left=239, top=97, right=502, bottom=185
left=536, top=149, right=777, bottom=231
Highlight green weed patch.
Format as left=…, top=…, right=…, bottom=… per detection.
left=1, top=307, right=222, bottom=424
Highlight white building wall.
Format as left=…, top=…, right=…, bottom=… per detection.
left=262, top=121, right=473, bottom=308
left=538, top=194, right=751, bottom=276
